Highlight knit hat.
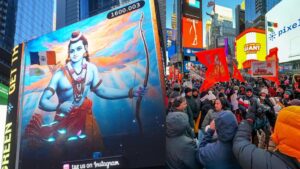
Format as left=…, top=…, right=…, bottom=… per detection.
left=260, top=88, right=269, bottom=95
left=192, top=88, right=198, bottom=92
left=246, top=86, right=253, bottom=92
left=185, top=87, right=192, bottom=93
left=173, top=83, right=180, bottom=89
left=284, top=90, right=292, bottom=96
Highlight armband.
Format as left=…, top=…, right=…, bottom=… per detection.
left=45, top=87, right=55, bottom=95
left=91, top=79, right=103, bottom=92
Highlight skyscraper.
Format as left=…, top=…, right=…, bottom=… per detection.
left=14, top=0, right=54, bottom=45
left=208, top=5, right=235, bottom=55
left=0, top=0, right=16, bottom=52
left=0, top=0, right=16, bottom=85
left=235, top=1, right=245, bottom=35
left=245, top=0, right=281, bottom=29
left=0, top=48, right=10, bottom=86
left=57, top=0, right=121, bottom=29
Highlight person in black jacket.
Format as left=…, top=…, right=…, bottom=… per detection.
left=166, top=112, right=202, bottom=169
left=233, top=106, right=300, bottom=169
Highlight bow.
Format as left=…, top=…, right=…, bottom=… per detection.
left=135, top=13, right=150, bottom=134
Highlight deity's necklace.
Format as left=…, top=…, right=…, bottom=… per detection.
left=66, top=60, right=87, bottom=103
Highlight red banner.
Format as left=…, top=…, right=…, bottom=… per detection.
left=263, top=48, right=280, bottom=85
left=233, top=63, right=245, bottom=82
left=195, top=48, right=230, bottom=92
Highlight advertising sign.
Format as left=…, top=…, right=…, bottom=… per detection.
left=183, top=48, right=203, bottom=56
left=182, top=0, right=202, bottom=20
left=166, top=28, right=176, bottom=59
left=266, top=0, right=300, bottom=63
left=251, top=60, right=276, bottom=77
left=0, top=105, right=7, bottom=166
left=5, top=1, right=166, bottom=169
left=182, top=17, right=203, bottom=49
left=0, top=83, right=8, bottom=105
left=235, top=28, right=267, bottom=69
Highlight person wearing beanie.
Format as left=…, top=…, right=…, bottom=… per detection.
left=238, top=86, right=258, bottom=118
left=192, top=88, right=201, bottom=116
left=185, top=87, right=199, bottom=121
left=169, top=96, right=195, bottom=138
left=280, top=90, right=293, bottom=107
left=239, top=85, right=246, bottom=96
left=166, top=112, right=202, bottom=169
left=197, top=112, right=241, bottom=169
left=233, top=106, right=300, bottom=169
left=258, top=87, right=277, bottom=127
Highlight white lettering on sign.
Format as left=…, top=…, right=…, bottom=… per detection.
left=244, top=43, right=261, bottom=54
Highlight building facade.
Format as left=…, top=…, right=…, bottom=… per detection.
left=208, top=5, right=235, bottom=55
left=0, top=0, right=16, bottom=52
left=235, top=2, right=245, bottom=35
left=245, top=0, right=281, bottom=29
left=14, top=0, right=54, bottom=45
left=57, top=0, right=123, bottom=29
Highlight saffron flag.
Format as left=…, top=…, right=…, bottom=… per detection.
left=233, top=63, right=245, bottom=82
left=30, top=51, right=56, bottom=65
left=195, top=48, right=230, bottom=92
left=262, top=48, right=280, bottom=85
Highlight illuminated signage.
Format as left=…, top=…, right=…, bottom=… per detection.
left=244, top=43, right=261, bottom=54
left=235, top=28, right=266, bottom=69
left=266, top=0, right=300, bottom=63
left=182, top=0, right=202, bottom=20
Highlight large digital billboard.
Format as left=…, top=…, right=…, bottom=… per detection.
left=2, top=1, right=166, bottom=169
left=266, top=0, right=300, bottom=63
left=182, top=0, right=202, bottom=20
left=182, top=17, right=203, bottom=49
left=0, top=105, right=7, bottom=166
left=235, top=28, right=267, bottom=69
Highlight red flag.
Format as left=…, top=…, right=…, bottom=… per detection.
left=262, top=48, right=280, bottom=85
left=195, top=48, right=230, bottom=92
left=233, top=63, right=245, bottom=82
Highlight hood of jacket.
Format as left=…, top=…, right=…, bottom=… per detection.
left=272, top=106, right=300, bottom=162
left=215, top=111, right=238, bottom=142
left=166, top=111, right=189, bottom=137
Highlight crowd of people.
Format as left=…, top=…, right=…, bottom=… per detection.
left=165, top=74, right=300, bottom=169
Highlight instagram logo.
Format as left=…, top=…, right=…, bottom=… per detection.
left=63, top=164, right=70, bottom=169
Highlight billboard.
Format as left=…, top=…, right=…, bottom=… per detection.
left=182, top=17, right=203, bottom=49
left=235, top=28, right=267, bottom=69
left=251, top=60, right=276, bottom=77
left=0, top=83, right=8, bottom=105
left=266, top=0, right=300, bottom=63
left=0, top=105, right=7, bottom=166
left=166, top=28, right=176, bottom=59
left=182, top=0, right=202, bottom=20
left=3, top=1, right=166, bottom=168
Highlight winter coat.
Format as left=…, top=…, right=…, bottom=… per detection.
left=166, top=112, right=202, bottom=169
left=200, top=109, right=218, bottom=132
left=230, top=91, right=239, bottom=111
left=197, top=112, right=241, bottom=169
left=186, top=96, right=200, bottom=119
left=233, top=107, right=300, bottom=169
left=272, top=106, right=300, bottom=163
